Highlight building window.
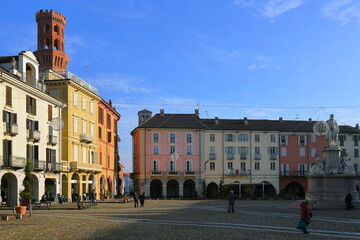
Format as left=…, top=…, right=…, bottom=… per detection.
left=73, top=93, right=78, bottom=107
left=73, top=145, right=78, bottom=162
left=186, top=145, right=192, bottom=155
left=90, top=124, right=94, bottom=136
left=270, top=162, right=276, bottom=170
left=82, top=98, right=87, bottom=111
left=240, top=162, right=246, bottom=170
left=98, top=127, right=102, bottom=139
left=281, top=147, right=286, bottom=157
left=26, top=95, right=36, bottom=115
left=297, top=164, right=307, bottom=176
left=90, top=102, right=94, bottom=114
left=255, top=134, right=260, bottom=142
left=225, top=147, right=235, bottom=159
left=280, top=164, right=289, bottom=176
left=280, top=136, right=287, bottom=145
left=107, top=113, right=111, bottom=129
left=186, top=133, right=192, bottom=143
left=73, top=118, right=78, bottom=133
left=26, top=119, right=39, bottom=131
left=339, top=135, right=346, bottom=146
left=255, top=147, right=260, bottom=154
left=255, top=162, right=260, bottom=170
left=107, top=132, right=111, bottom=143
left=153, top=133, right=159, bottom=143
left=298, top=136, right=307, bottom=146
left=239, top=134, right=248, bottom=142
left=48, top=105, right=53, bottom=121
left=6, top=86, right=12, bottom=106
left=355, top=149, right=359, bottom=158
left=169, top=133, right=176, bottom=143
left=210, top=162, right=215, bottom=170
left=227, top=162, right=233, bottom=170
left=152, top=160, right=159, bottom=171
left=82, top=147, right=87, bottom=163
left=270, top=134, right=276, bottom=142
left=226, top=134, right=235, bottom=142
left=311, top=135, right=316, bottom=143
left=210, top=134, right=215, bottom=142
left=169, top=160, right=176, bottom=171
left=153, top=145, right=159, bottom=154
left=311, top=148, right=316, bottom=157
left=169, top=145, right=176, bottom=154
left=185, top=160, right=192, bottom=171
left=353, top=136, right=359, bottom=146
left=299, top=148, right=305, bottom=157
left=239, top=147, right=248, bottom=159
left=82, top=121, right=87, bottom=134
left=98, top=107, right=103, bottom=124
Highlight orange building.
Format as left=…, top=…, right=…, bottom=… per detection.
left=98, top=99, right=121, bottom=198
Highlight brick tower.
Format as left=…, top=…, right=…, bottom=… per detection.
left=34, top=10, right=69, bottom=72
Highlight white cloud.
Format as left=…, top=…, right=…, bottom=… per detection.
left=232, top=0, right=304, bottom=18
left=89, top=73, right=153, bottom=93
left=322, top=0, right=360, bottom=25
left=246, top=55, right=280, bottom=70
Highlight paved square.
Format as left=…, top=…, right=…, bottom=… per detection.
left=1, top=200, right=359, bottom=239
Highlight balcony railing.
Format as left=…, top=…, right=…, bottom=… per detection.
left=150, top=171, right=163, bottom=177
left=62, top=161, right=69, bottom=172
left=280, top=171, right=308, bottom=177
left=227, top=154, right=234, bottom=160
left=254, top=153, right=261, bottom=160
left=70, top=161, right=102, bottom=173
left=270, top=154, right=277, bottom=160
left=209, top=153, right=216, bottom=160
left=240, top=154, right=247, bottom=160
left=27, top=130, right=41, bottom=142
left=167, top=171, right=179, bottom=177
left=0, top=155, right=26, bottom=169
left=46, top=162, right=62, bottom=172
left=4, top=123, right=18, bottom=136
left=184, top=171, right=196, bottom=176
left=47, top=135, right=58, bottom=145
left=225, top=169, right=250, bottom=176
left=32, top=159, right=45, bottom=171
left=80, top=133, right=94, bottom=143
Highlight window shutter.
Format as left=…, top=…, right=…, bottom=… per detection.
left=3, top=110, right=6, bottom=122
left=33, top=98, right=37, bottom=115
left=285, top=136, right=288, bottom=145
left=48, top=105, right=53, bottom=121
left=225, top=147, right=228, bottom=153
left=13, top=113, right=17, bottom=124
left=304, top=136, right=307, bottom=146
left=297, top=136, right=300, bottom=145
left=26, top=95, right=29, bottom=113
left=34, top=121, right=39, bottom=130
left=268, top=147, right=271, bottom=154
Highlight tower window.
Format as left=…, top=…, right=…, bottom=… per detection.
left=45, top=38, right=51, bottom=49
left=45, top=24, right=51, bottom=32
left=54, top=39, right=59, bottom=50
left=54, top=25, right=60, bottom=34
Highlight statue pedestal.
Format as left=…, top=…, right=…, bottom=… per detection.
left=306, top=146, right=359, bottom=209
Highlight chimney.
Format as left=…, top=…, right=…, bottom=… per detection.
left=279, top=117, right=283, bottom=121
left=309, top=118, right=312, bottom=122
left=356, top=123, right=359, bottom=130
left=215, top=117, right=219, bottom=125
left=160, top=109, right=165, bottom=116
left=195, top=109, right=199, bottom=116
left=244, top=117, right=248, bottom=125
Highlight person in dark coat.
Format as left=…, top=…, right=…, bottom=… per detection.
left=227, top=191, right=235, bottom=213
left=139, top=192, right=145, bottom=207
left=345, top=193, right=353, bottom=210
left=134, top=192, right=139, bottom=208
left=298, top=197, right=312, bottom=234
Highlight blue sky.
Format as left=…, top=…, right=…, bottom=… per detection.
left=2, top=0, right=360, bottom=172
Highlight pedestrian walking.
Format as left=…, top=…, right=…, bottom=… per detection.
left=134, top=192, right=139, bottom=208
left=227, top=191, right=235, bottom=213
left=345, top=193, right=353, bottom=210
left=297, top=197, right=312, bottom=234
left=139, top=192, right=145, bottom=207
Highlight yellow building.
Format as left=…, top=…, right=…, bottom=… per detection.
left=44, top=70, right=102, bottom=201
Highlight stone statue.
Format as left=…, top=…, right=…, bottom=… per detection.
left=309, top=153, right=325, bottom=175
left=340, top=154, right=356, bottom=175
left=326, top=114, right=339, bottom=146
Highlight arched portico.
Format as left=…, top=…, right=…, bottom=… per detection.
left=183, top=179, right=195, bottom=198
left=206, top=182, right=219, bottom=199
left=284, top=181, right=305, bottom=200
left=150, top=179, right=162, bottom=198
left=1, top=173, right=18, bottom=206
left=166, top=179, right=179, bottom=198
left=31, top=174, right=39, bottom=202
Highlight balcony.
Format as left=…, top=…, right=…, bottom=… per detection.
left=27, top=130, right=41, bottom=142
left=280, top=171, right=308, bottom=177
left=80, top=133, right=94, bottom=143
left=70, top=161, right=102, bottom=173
left=227, top=154, right=234, bottom=160
left=47, top=135, right=58, bottom=145
left=240, top=154, right=247, bottom=160
left=32, top=159, right=45, bottom=171
left=184, top=171, right=196, bottom=177
left=225, top=169, right=250, bottom=176
left=270, top=154, right=277, bottom=160
left=150, top=171, right=163, bottom=177
left=46, top=162, right=63, bottom=172
left=167, top=171, right=179, bottom=177
left=62, top=161, right=70, bottom=172
left=1, top=155, right=26, bottom=169
left=254, top=153, right=261, bottom=160
left=4, top=123, right=18, bottom=136
left=209, top=153, right=216, bottom=160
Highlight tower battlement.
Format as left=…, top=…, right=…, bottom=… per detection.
left=36, top=9, right=66, bottom=25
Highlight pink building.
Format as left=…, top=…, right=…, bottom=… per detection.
left=131, top=109, right=207, bottom=198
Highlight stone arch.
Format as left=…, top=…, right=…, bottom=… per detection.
left=31, top=174, right=39, bottom=202
left=107, top=176, right=112, bottom=196
left=166, top=179, right=179, bottom=198
left=54, top=39, right=60, bottom=50
left=62, top=174, right=69, bottom=199
left=150, top=179, right=162, bottom=198
left=183, top=179, right=195, bottom=198
left=54, top=25, right=60, bottom=35
left=71, top=173, right=80, bottom=201
left=284, top=181, right=305, bottom=200
left=45, top=38, right=51, bottom=49
left=1, top=173, right=18, bottom=206
left=26, top=63, right=36, bottom=86
left=253, top=181, right=277, bottom=199
left=206, top=182, right=219, bottom=199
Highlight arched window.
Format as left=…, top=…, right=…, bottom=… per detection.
left=54, top=25, right=60, bottom=35
left=45, top=24, right=51, bottom=32
left=54, top=39, right=59, bottom=50
left=45, top=38, right=51, bottom=49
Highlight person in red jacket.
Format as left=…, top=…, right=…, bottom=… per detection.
left=297, top=197, right=312, bottom=234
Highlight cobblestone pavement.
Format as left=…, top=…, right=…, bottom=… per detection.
left=0, top=200, right=359, bottom=240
